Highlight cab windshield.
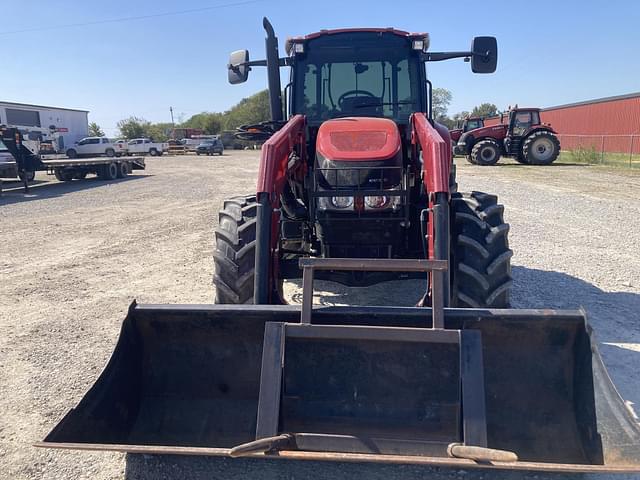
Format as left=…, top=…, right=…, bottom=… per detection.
left=293, top=33, right=423, bottom=124
left=466, top=119, right=483, bottom=131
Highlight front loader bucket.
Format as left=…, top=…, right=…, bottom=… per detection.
left=40, top=303, right=640, bottom=474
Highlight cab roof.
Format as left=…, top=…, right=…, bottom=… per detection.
left=285, top=28, right=429, bottom=54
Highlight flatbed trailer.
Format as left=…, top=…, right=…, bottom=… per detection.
left=0, top=127, right=144, bottom=193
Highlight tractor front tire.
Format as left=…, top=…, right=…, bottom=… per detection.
left=212, top=195, right=258, bottom=304
left=522, top=131, right=560, bottom=165
left=471, top=140, right=501, bottom=166
left=451, top=191, right=512, bottom=308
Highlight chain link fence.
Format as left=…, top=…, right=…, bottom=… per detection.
left=557, top=134, right=639, bottom=167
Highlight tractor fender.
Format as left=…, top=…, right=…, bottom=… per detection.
left=523, top=125, right=557, bottom=137
left=460, top=135, right=504, bottom=155
left=455, top=133, right=475, bottom=155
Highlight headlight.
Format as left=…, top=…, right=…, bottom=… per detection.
left=364, top=195, right=389, bottom=209
left=330, top=196, right=354, bottom=209
left=364, top=194, right=402, bottom=210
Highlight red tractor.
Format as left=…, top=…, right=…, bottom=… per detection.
left=453, top=107, right=560, bottom=165
left=214, top=19, right=510, bottom=309
left=449, top=116, right=484, bottom=143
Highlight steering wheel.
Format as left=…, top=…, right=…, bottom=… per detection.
left=338, top=90, right=377, bottom=109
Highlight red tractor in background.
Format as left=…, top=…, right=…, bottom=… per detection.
left=453, top=107, right=560, bottom=165
left=449, top=116, right=484, bottom=143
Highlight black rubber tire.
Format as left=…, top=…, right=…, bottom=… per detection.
left=465, top=154, right=477, bottom=165
left=97, top=162, right=118, bottom=180
left=522, top=131, right=560, bottom=165
left=105, top=148, right=116, bottom=157
left=212, top=195, right=258, bottom=304
left=514, top=154, right=529, bottom=165
left=149, top=148, right=158, bottom=156
left=117, top=162, right=129, bottom=178
left=54, top=168, right=74, bottom=181
left=471, top=139, right=501, bottom=166
left=66, top=149, right=77, bottom=159
left=450, top=191, right=512, bottom=308
left=73, top=171, right=87, bottom=179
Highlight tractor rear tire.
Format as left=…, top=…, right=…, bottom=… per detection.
left=212, top=195, right=258, bottom=304
left=522, top=131, right=560, bottom=165
left=471, top=140, right=501, bottom=166
left=450, top=191, right=512, bottom=308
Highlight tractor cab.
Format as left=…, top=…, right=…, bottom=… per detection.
left=461, top=117, right=483, bottom=132
left=505, top=108, right=541, bottom=137
left=287, top=30, right=427, bottom=127
left=450, top=116, right=484, bottom=142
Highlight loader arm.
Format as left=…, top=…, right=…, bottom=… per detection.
left=254, top=114, right=306, bottom=304
left=411, top=113, right=452, bottom=303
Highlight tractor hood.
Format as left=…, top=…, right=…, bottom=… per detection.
left=316, top=117, right=401, bottom=162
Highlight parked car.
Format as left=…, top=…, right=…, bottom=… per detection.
left=127, top=138, right=168, bottom=156
left=182, top=138, right=206, bottom=152
left=66, top=137, right=127, bottom=158
left=196, top=139, right=224, bottom=156
left=114, top=139, right=129, bottom=153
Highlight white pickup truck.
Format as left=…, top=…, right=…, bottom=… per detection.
left=66, top=137, right=128, bottom=158
left=127, top=138, right=168, bottom=156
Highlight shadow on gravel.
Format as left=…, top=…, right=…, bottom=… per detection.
left=0, top=174, right=150, bottom=205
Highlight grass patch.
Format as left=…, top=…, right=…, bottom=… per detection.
left=558, top=148, right=640, bottom=169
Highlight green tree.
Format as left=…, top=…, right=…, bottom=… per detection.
left=88, top=122, right=104, bottom=137
left=146, top=122, right=173, bottom=142
left=221, top=90, right=270, bottom=130
left=470, top=103, right=498, bottom=118
left=432, top=88, right=452, bottom=122
left=182, top=112, right=223, bottom=134
left=117, top=116, right=150, bottom=139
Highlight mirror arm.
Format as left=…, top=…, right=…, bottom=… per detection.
left=228, top=57, right=291, bottom=72
left=424, top=50, right=491, bottom=62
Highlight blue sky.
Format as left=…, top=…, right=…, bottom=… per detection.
left=2, top=0, right=638, bottom=136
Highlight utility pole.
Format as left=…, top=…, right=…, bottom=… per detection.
left=169, top=106, right=175, bottom=126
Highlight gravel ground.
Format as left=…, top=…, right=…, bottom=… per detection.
left=0, top=152, right=638, bottom=479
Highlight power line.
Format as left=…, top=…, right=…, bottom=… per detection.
left=0, top=0, right=265, bottom=36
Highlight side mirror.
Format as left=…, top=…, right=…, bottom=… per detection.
left=471, top=36, right=497, bottom=73
left=228, top=50, right=250, bottom=84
